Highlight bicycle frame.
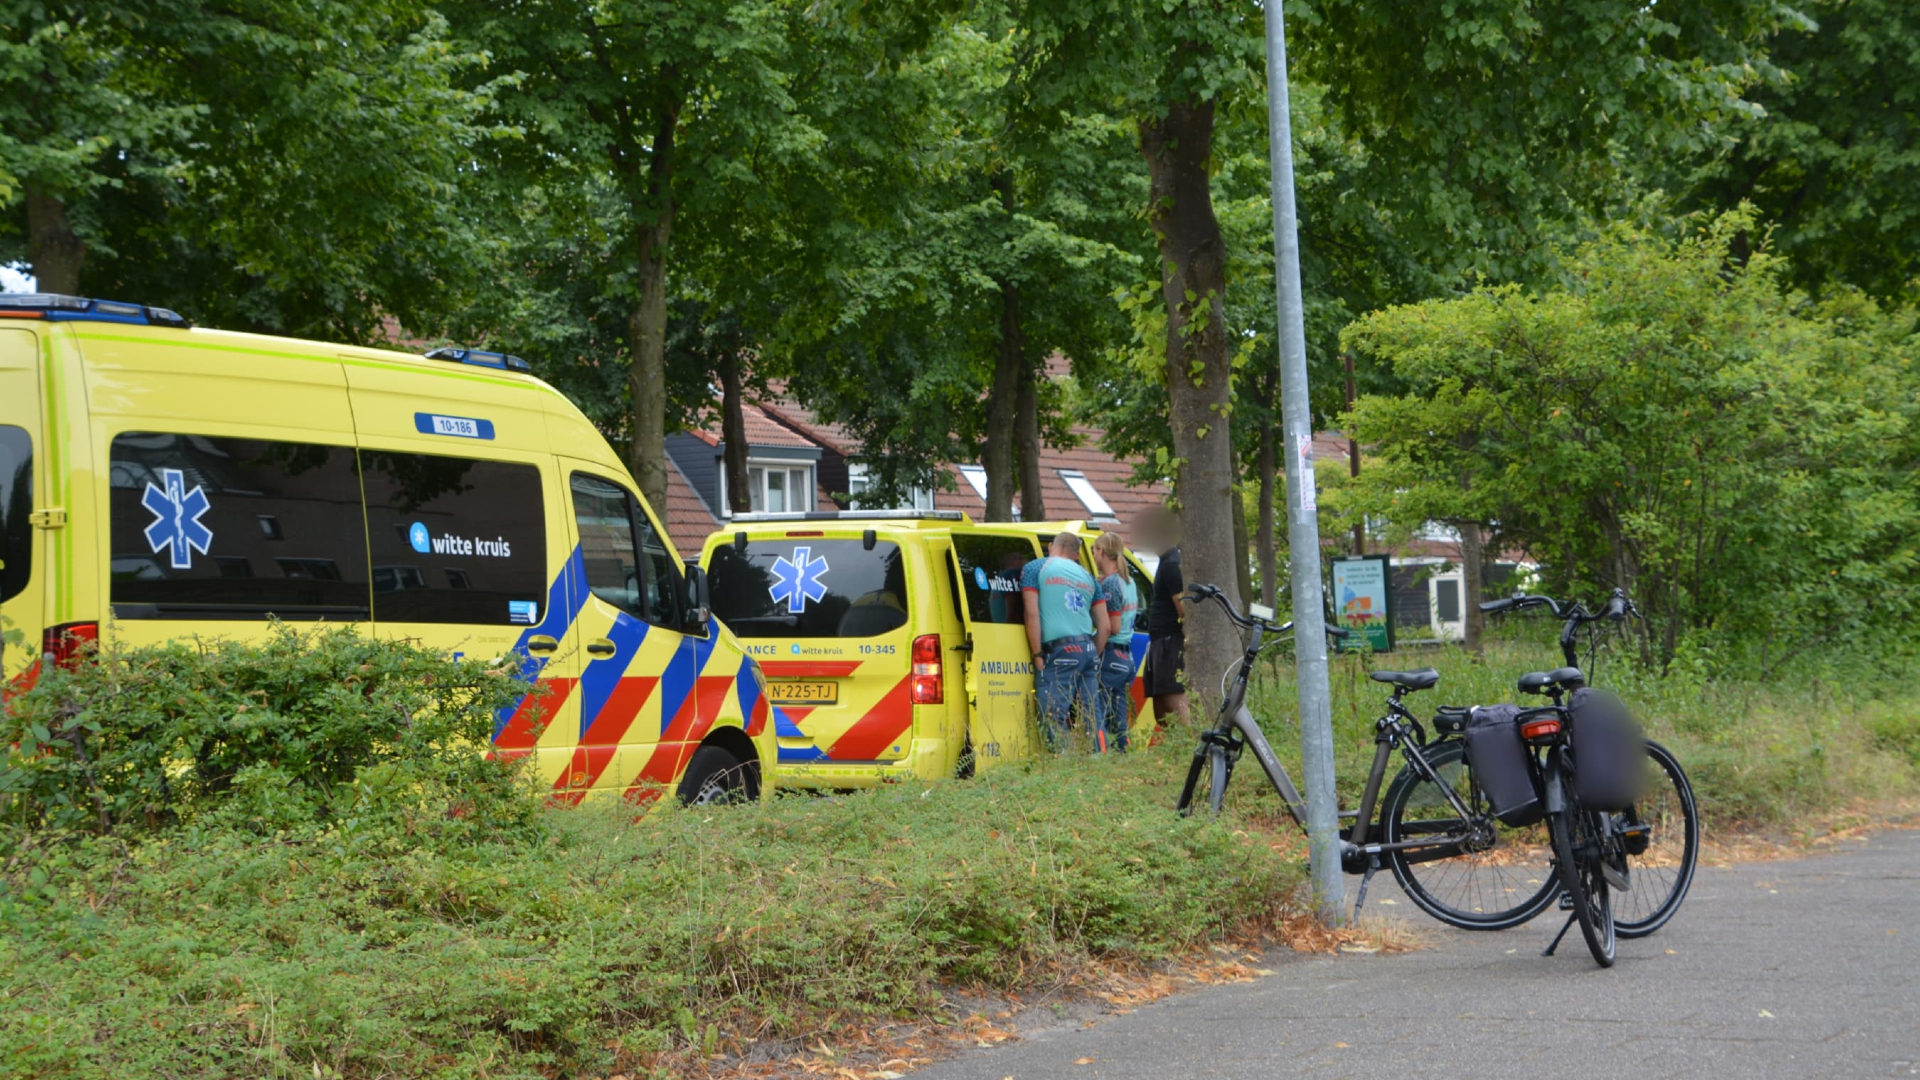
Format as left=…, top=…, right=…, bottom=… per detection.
left=1186, top=598, right=1478, bottom=866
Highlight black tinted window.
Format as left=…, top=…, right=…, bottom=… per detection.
left=361, top=451, right=547, bottom=625
left=109, top=433, right=369, bottom=619
left=709, top=538, right=908, bottom=638
left=571, top=473, right=678, bottom=627
left=951, top=533, right=1038, bottom=625
left=0, top=426, right=29, bottom=604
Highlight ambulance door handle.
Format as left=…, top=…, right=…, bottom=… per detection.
left=950, top=641, right=973, bottom=654
left=585, top=638, right=617, bottom=657
left=525, top=635, right=559, bottom=654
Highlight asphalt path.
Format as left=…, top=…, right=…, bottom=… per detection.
left=915, top=828, right=1920, bottom=1080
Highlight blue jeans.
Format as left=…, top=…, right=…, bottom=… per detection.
left=1097, top=643, right=1135, bottom=752
left=1036, top=636, right=1098, bottom=748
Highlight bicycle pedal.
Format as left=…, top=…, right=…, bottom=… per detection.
left=1621, top=823, right=1651, bottom=857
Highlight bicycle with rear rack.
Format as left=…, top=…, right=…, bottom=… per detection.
left=1174, top=584, right=1698, bottom=966
left=1175, top=585, right=1562, bottom=930
left=1476, top=589, right=1700, bottom=966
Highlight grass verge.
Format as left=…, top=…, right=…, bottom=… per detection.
left=0, top=747, right=1301, bottom=1080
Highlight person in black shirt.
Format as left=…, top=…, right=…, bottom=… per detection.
left=1141, top=507, right=1189, bottom=723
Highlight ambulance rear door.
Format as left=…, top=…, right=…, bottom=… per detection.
left=945, top=529, right=1044, bottom=770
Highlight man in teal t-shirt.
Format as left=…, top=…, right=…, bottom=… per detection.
left=1022, top=533, right=1108, bottom=746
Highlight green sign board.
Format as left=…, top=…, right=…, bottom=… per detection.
left=1332, top=555, right=1394, bottom=653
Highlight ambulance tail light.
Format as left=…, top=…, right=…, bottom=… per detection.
left=42, top=622, right=99, bottom=670
left=911, top=633, right=943, bottom=704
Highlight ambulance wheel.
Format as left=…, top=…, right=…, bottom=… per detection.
left=678, top=746, right=754, bottom=806
left=955, top=739, right=976, bottom=780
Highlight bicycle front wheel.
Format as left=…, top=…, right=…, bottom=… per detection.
left=1381, top=740, right=1559, bottom=931
left=1550, top=794, right=1616, bottom=968
left=1177, top=742, right=1231, bottom=816
left=1615, top=739, right=1699, bottom=939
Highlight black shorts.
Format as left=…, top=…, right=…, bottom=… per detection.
left=1143, top=635, right=1185, bottom=697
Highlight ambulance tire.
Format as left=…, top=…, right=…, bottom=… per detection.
left=677, top=746, right=754, bottom=806
left=955, top=738, right=976, bottom=780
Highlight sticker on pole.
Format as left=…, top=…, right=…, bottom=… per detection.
left=1296, top=434, right=1318, bottom=513
left=769, top=547, right=830, bottom=613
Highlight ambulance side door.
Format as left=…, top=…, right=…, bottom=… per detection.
left=945, top=530, right=1043, bottom=770
left=558, top=462, right=707, bottom=800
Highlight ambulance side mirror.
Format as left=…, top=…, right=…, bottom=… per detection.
left=683, top=565, right=711, bottom=633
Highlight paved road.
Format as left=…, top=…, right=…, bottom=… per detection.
left=917, top=829, right=1920, bottom=1080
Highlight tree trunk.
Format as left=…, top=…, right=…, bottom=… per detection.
left=625, top=94, right=682, bottom=515
left=1460, top=518, right=1486, bottom=654
left=26, top=187, right=85, bottom=295
left=1257, top=418, right=1278, bottom=608
left=719, top=351, right=752, bottom=516
left=1014, top=352, right=1046, bottom=521
left=1231, top=481, right=1254, bottom=606
left=983, top=172, right=1023, bottom=523
left=1141, top=93, right=1239, bottom=702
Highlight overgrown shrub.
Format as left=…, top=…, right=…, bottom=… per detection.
left=0, top=623, right=535, bottom=843
left=0, top=748, right=1299, bottom=1079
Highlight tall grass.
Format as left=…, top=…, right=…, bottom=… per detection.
left=1230, top=615, right=1920, bottom=833
left=0, top=750, right=1299, bottom=1080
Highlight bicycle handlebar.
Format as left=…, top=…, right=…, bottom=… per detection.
left=1183, top=585, right=1350, bottom=640
left=1479, top=587, right=1639, bottom=622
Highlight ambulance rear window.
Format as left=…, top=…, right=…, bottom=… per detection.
left=0, top=426, right=29, bottom=604
left=708, top=538, right=908, bottom=638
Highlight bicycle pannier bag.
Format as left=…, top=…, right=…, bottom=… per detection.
left=1567, top=687, right=1647, bottom=811
left=1463, top=704, right=1544, bottom=827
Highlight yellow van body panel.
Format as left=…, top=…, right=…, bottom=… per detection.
left=1, top=319, right=772, bottom=801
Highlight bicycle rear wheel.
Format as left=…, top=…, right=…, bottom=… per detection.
left=1381, top=740, right=1559, bottom=931
left=1176, top=742, right=1232, bottom=816
left=1615, top=739, right=1699, bottom=938
left=1550, top=789, right=1616, bottom=967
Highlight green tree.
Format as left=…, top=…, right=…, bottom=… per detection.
left=1341, top=212, right=1920, bottom=670
left=1681, top=0, right=1920, bottom=298
left=0, top=1, right=502, bottom=341
left=445, top=0, right=823, bottom=512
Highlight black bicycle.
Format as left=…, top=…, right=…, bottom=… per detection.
left=1174, top=586, right=1562, bottom=930
left=1480, top=590, right=1700, bottom=960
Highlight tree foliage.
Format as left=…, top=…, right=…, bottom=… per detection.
left=1341, top=212, right=1920, bottom=670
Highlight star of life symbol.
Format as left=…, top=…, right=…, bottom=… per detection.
left=141, top=468, right=214, bottom=570
left=768, top=546, right=829, bottom=614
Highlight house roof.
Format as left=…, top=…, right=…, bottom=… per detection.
left=662, top=455, right=720, bottom=560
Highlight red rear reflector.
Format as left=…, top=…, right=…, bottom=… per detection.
left=42, top=622, right=99, bottom=670
left=786, top=530, right=825, bottom=537
left=910, top=633, right=942, bottom=704
left=1520, top=717, right=1562, bottom=741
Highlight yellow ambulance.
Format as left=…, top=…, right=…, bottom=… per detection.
left=0, top=293, right=774, bottom=804
left=699, top=511, right=1155, bottom=787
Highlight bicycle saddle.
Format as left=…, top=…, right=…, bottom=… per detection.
left=1518, top=667, right=1585, bottom=695
left=1369, top=667, right=1440, bottom=692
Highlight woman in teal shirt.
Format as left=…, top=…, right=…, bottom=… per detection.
left=1092, top=532, right=1140, bottom=751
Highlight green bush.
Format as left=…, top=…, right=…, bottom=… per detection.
left=0, top=624, right=536, bottom=842
left=0, top=748, right=1298, bottom=1079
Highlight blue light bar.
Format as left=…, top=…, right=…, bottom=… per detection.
left=0, top=293, right=190, bottom=328
left=423, top=346, right=532, bottom=374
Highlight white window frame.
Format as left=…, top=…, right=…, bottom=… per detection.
left=720, top=459, right=814, bottom=518
left=847, top=463, right=933, bottom=511
left=1057, top=469, right=1116, bottom=517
